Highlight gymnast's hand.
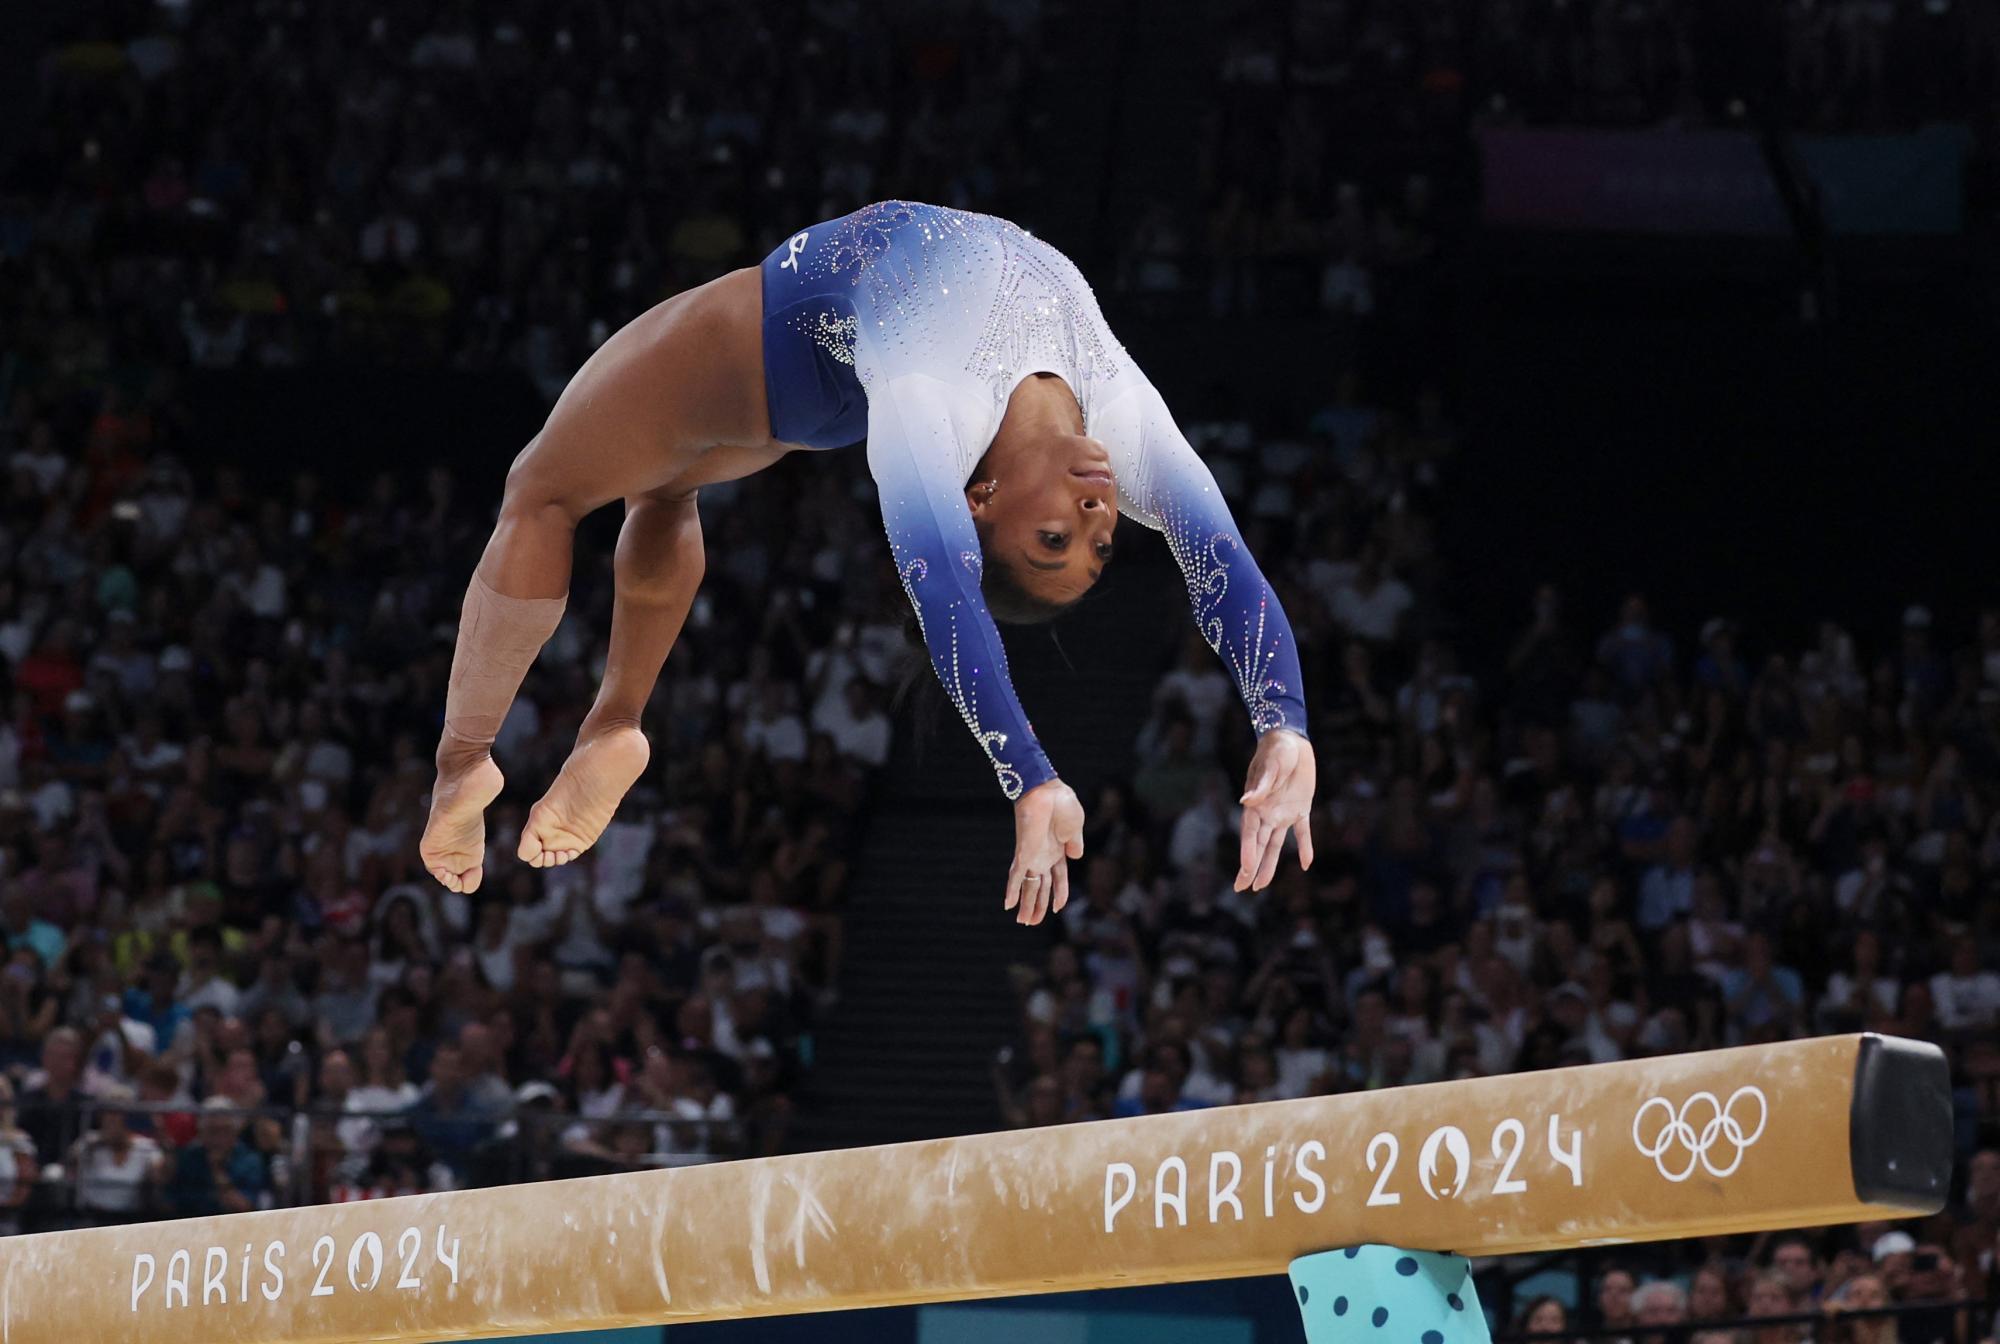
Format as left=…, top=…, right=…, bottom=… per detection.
left=1236, top=730, right=1316, bottom=892
left=1006, top=779, right=1085, bottom=927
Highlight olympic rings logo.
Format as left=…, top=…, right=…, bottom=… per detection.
left=1631, top=1086, right=1768, bottom=1181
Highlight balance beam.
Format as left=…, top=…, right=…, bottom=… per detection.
left=0, top=1034, right=1948, bottom=1344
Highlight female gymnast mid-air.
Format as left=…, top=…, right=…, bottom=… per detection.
left=419, top=200, right=1316, bottom=925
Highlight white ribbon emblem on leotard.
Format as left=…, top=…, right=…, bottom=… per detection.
left=780, top=231, right=809, bottom=272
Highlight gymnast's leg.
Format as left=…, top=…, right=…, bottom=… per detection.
left=420, top=451, right=582, bottom=893
left=420, top=306, right=699, bottom=891
left=518, top=490, right=704, bottom=868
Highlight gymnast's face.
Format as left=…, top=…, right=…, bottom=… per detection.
left=966, top=429, right=1118, bottom=605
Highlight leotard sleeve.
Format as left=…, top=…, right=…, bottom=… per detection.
left=1098, top=379, right=1309, bottom=740
left=866, top=372, right=1059, bottom=801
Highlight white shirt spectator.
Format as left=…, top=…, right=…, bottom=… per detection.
left=182, top=973, right=241, bottom=1018
left=810, top=694, right=891, bottom=768
left=1637, top=863, right=1695, bottom=931
left=85, top=1019, right=156, bottom=1092
left=1167, top=792, right=1230, bottom=873
left=1320, top=255, right=1375, bottom=315
left=1157, top=663, right=1231, bottom=738
left=656, top=1090, right=737, bottom=1158
left=805, top=644, right=863, bottom=723
left=1930, top=968, right=2000, bottom=1029
left=0, top=612, right=34, bottom=666
left=10, top=438, right=67, bottom=495
left=87, top=642, right=156, bottom=700
left=341, top=1082, right=420, bottom=1158
left=123, top=733, right=185, bottom=779
left=225, top=562, right=287, bottom=619
left=592, top=818, right=654, bottom=917
left=1274, top=1044, right=1333, bottom=1099
left=1332, top=571, right=1413, bottom=643
left=1305, top=556, right=1360, bottom=620
left=474, top=932, right=523, bottom=994
left=343, top=822, right=407, bottom=880
left=303, top=738, right=354, bottom=785
left=505, top=885, right=566, bottom=946
left=28, top=775, right=75, bottom=829
left=1818, top=972, right=1899, bottom=1028
left=75, top=1133, right=162, bottom=1213
left=745, top=706, right=807, bottom=763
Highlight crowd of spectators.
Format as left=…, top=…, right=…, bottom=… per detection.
left=1507, top=1211, right=2000, bottom=1344
left=0, top=372, right=905, bottom=1228
left=3, top=0, right=1042, bottom=398
left=1118, top=0, right=2000, bottom=324
left=15, top=0, right=1997, bottom=404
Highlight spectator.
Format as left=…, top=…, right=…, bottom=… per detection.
left=457, top=1022, right=514, bottom=1116
left=1929, top=937, right=2000, bottom=1033
left=1722, top=933, right=1807, bottom=1039
left=1330, top=546, right=1414, bottom=646
left=1634, top=1280, right=1690, bottom=1344
left=1895, top=1246, right=1968, bottom=1344
left=71, top=1090, right=161, bottom=1218
left=166, top=1098, right=273, bottom=1216
left=406, top=1044, right=493, bottom=1181
left=1824, top=1274, right=1900, bottom=1344
left=1519, top=1296, right=1571, bottom=1337
left=1637, top=818, right=1699, bottom=932
left=332, top=1121, right=456, bottom=1201
left=16, top=1027, right=86, bottom=1167
left=1597, top=1266, right=1639, bottom=1343
left=1690, top=1264, right=1738, bottom=1344
left=1772, top=1234, right=1825, bottom=1304
left=811, top=679, right=892, bottom=770
left=1744, top=1272, right=1804, bottom=1344
left=1596, top=596, right=1675, bottom=701
left=342, top=1028, right=420, bottom=1160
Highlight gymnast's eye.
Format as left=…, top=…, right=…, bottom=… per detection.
left=1038, top=531, right=1068, bottom=551
left=1095, top=542, right=1114, bottom=562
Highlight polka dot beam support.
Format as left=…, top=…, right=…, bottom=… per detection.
left=1288, top=1245, right=1490, bottom=1344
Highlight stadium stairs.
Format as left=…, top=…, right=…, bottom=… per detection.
left=795, top=546, right=1186, bottom=1149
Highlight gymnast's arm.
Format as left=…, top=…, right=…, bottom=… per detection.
left=864, top=372, right=1084, bottom=924
left=1106, top=378, right=1317, bottom=891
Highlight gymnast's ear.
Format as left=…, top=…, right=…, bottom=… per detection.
left=965, top=478, right=999, bottom=517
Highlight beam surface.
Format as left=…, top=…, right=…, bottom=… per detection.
left=0, top=1034, right=1948, bottom=1344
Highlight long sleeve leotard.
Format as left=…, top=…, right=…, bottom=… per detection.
left=769, top=202, right=1307, bottom=799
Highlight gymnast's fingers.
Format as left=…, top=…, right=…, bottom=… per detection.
left=1051, top=856, right=1070, bottom=915
left=1294, top=814, right=1315, bottom=871
left=1252, top=823, right=1287, bottom=891
left=1237, top=809, right=1270, bottom=890
left=1015, top=870, right=1043, bottom=925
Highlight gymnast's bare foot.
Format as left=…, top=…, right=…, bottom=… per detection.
left=421, top=754, right=506, bottom=893
left=519, top=726, right=651, bottom=868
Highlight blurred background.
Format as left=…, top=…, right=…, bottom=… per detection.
left=1, top=0, right=1998, bottom=1341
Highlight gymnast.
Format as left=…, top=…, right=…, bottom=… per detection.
left=420, top=201, right=1315, bottom=924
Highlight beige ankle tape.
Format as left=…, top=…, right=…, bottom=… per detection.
left=443, top=575, right=567, bottom=747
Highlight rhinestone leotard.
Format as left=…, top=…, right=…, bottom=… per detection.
left=761, top=201, right=1307, bottom=799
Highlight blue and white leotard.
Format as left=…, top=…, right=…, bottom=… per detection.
left=760, top=201, right=1307, bottom=800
